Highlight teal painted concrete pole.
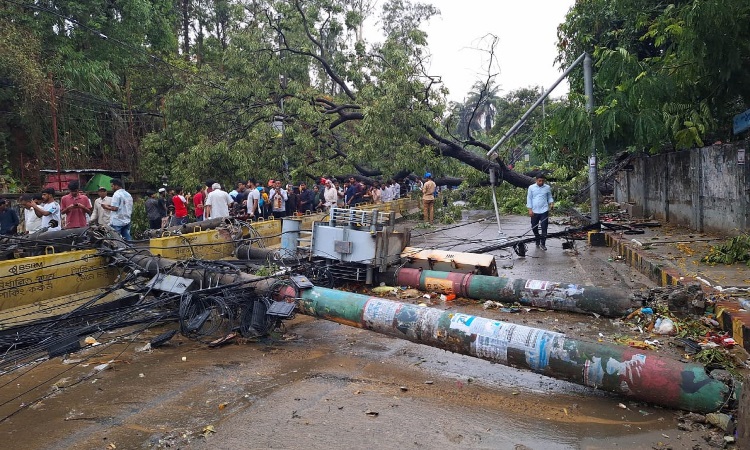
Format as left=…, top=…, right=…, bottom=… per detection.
left=120, top=253, right=728, bottom=413
left=274, top=285, right=728, bottom=413
left=395, top=268, right=636, bottom=317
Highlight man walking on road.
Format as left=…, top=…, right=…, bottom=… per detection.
left=526, top=174, right=554, bottom=250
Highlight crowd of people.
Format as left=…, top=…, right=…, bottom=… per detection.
left=0, top=179, right=133, bottom=240
left=0, top=175, right=425, bottom=241
left=0, top=173, right=555, bottom=248
left=150, top=176, right=418, bottom=225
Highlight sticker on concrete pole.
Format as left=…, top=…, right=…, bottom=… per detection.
left=424, top=277, right=454, bottom=294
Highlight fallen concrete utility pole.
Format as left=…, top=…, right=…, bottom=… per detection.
left=1, top=227, right=106, bottom=259
left=395, top=268, right=637, bottom=317
left=234, top=244, right=285, bottom=261
left=119, top=252, right=272, bottom=291
left=142, top=217, right=234, bottom=238
left=116, top=252, right=729, bottom=413
left=274, top=284, right=729, bottom=413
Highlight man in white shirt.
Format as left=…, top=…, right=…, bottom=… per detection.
left=526, top=174, right=554, bottom=251
left=323, top=179, right=338, bottom=211
left=246, top=179, right=261, bottom=218
left=23, top=187, right=61, bottom=231
left=381, top=181, right=392, bottom=203
left=268, top=180, right=288, bottom=219
left=205, top=183, right=233, bottom=219
left=20, top=194, right=43, bottom=233
left=103, top=178, right=133, bottom=240
left=89, top=186, right=112, bottom=226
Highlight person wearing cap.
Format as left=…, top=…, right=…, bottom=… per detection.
left=103, top=178, right=133, bottom=240
left=23, top=187, right=61, bottom=231
left=322, top=179, right=338, bottom=211
left=204, top=182, right=234, bottom=219
left=60, top=180, right=92, bottom=229
left=89, top=186, right=112, bottom=227
left=20, top=194, right=43, bottom=233
left=0, top=198, right=19, bottom=235
left=526, top=173, right=554, bottom=251
left=421, top=172, right=437, bottom=224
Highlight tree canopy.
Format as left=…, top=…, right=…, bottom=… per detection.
left=2, top=0, right=748, bottom=193
left=552, top=0, right=750, bottom=158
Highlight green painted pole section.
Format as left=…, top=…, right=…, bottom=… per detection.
left=286, top=285, right=728, bottom=413
left=121, top=254, right=728, bottom=414
left=395, top=268, right=636, bottom=317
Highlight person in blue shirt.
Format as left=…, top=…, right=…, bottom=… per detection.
left=526, top=174, right=554, bottom=250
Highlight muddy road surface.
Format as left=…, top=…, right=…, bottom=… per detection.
left=0, top=216, right=724, bottom=449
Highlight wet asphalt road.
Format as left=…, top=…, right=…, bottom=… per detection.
left=0, top=214, right=716, bottom=450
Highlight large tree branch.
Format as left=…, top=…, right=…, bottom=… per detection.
left=285, top=1, right=356, bottom=100
left=419, top=127, right=534, bottom=188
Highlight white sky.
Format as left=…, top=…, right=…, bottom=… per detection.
left=419, top=0, right=576, bottom=103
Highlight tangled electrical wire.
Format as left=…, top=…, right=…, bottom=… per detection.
left=177, top=287, right=277, bottom=343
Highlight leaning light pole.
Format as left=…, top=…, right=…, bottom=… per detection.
left=485, top=51, right=600, bottom=225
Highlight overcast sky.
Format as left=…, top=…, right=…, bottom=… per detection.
left=419, top=0, right=576, bottom=103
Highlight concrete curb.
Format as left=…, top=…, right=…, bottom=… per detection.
left=605, top=232, right=750, bottom=354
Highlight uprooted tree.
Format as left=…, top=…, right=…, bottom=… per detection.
left=5, top=0, right=749, bottom=193
left=135, top=0, right=535, bottom=190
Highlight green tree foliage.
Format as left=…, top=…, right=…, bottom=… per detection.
left=0, top=0, right=177, bottom=184
left=553, top=0, right=750, bottom=157
left=138, top=0, right=455, bottom=189
left=3, top=0, right=540, bottom=193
